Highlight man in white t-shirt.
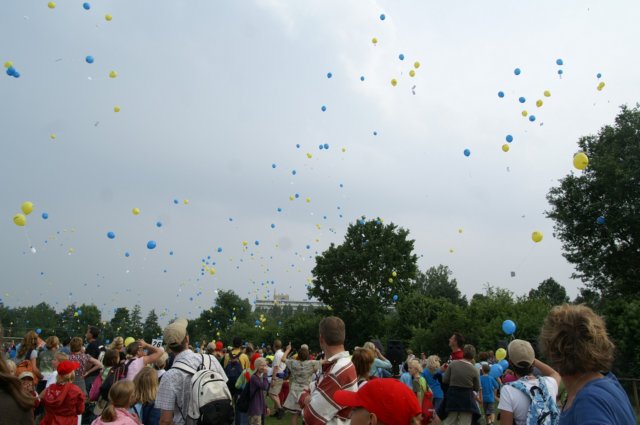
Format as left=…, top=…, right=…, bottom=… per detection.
left=268, top=339, right=291, bottom=419
left=498, top=339, right=561, bottom=425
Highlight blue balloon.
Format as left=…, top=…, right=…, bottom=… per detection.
left=254, top=240, right=259, bottom=246
left=272, top=163, right=276, bottom=168
left=169, top=251, right=174, bottom=255
left=217, top=247, right=223, bottom=252
left=519, top=96, right=526, bottom=103
left=558, top=69, right=564, bottom=75
left=276, top=208, right=282, bottom=212
left=327, top=72, right=332, bottom=79
left=596, top=216, right=606, bottom=225
left=125, top=252, right=130, bottom=257
left=529, top=115, right=536, bottom=122
left=85, top=55, right=94, bottom=64
left=463, top=148, right=471, bottom=157
left=156, top=221, right=162, bottom=228
left=499, top=359, right=509, bottom=371
left=498, top=91, right=505, bottom=98
left=597, top=73, right=602, bottom=79
left=373, top=131, right=378, bottom=136
left=83, top=2, right=91, bottom=10
left=42, top=213, right=49, bottom=219
left=6, top=67, right=16, bottom=76
left=271, top=223, right=275, bottom=228
left=489, top=364, right=503, bottom=378
left=392, top=294, right=398, bottom=301
left=292, top=170, right=296, bottom=175
left=296, top=143, right=300, bottom=148
left=360, top=76, right=365, bottom=81
left=107, top=231, right=115, bottom=239
left=36, top=328, right=42, bottom=334
left=173, top=199, right=179, bottom=204
left=319, top=144, right=324, bottom=150
left=502, top=319, right=516, bottom=335
left=13, top=71, right=20, bottom=78
left=514, top=68, right=521, bottom=75
left=380, top=14, right=386, bottom=20
left=556, top=58, right=564, bottom=66
left=399, top=53, right=405, bottom=61
left=323, top=143, right=329, bottom=149
left=147, top=240, right=157, bottom=249
left=321, top=105, right=327, bottom=112
left=255, top=320, right=260, bottom=325
left=506, top=134, right=513, bottom=143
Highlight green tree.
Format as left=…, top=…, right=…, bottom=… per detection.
left=309, top=217, right=418, bottom=346
left=528, top=278, right=569, bottom=306
left=57, top=304, right=102, bottom=339
left=108, top=307, right=130, bottom=339
left=546, top=105, right=640, bottom=298
left=129, top=305, right=144, bottom=339
left=415, top=265, right=468, bottom=306
left=142, top=309, right=162, bottom=342
left=192, top=290, right=252, bottom=342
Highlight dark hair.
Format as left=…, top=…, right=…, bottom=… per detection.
left=481, top=363, right=490, bottom=374
left=478, top=352, right=489, bottom=362
left=452, top=332, right=465, bottom=349
left=273, top=340, right=282, bottom=350
left=126, top=342, right=140, bottom=358
left=88, top=326, right=100, bottom=339
left=462, top=344, right=476, bottom=361
left=319, top=316, right=345, bottom=346
left=352, top=347, right=375, bottom=379
left=102, top=349, right=120, bottom=368
left=232, top=337, right=242, bottom=348
left=69, top=337, right=83, bottom=353
left=511, top=362, right=534, bottom=377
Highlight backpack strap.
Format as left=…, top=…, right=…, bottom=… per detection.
left=172, top=360, right=197, bottom=376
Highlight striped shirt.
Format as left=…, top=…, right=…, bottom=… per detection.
left=300, top=351, right=357, bottom=425
left=155, top=350, right=227, bottom=425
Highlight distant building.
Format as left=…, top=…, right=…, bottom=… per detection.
left=254, top=293, right=324, bottom=311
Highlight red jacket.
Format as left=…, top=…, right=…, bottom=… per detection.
left=41, top=383, right=85, bottom=425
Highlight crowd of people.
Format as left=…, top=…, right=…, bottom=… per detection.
left=0, top=304, right=637, bottom=425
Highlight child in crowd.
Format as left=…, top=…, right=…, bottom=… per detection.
left=248, top=357, right=270, bottom=425
left=92, top=380, right=140, bottom=425
left=19, top=371, right=41, bottom=409
left=480, top=363, right=500, bottom=425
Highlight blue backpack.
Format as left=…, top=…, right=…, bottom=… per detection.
left=508, top=376, right=559, bottom=425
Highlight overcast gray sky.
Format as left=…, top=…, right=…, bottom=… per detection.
left=2, top=0, right=639, bottom=324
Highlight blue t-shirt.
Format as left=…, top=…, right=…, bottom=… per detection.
left=560, top=373, right=636, bottom=425
left=480, top=374, right=500, bottom=403
left=422, top=369, right=443, bottom=399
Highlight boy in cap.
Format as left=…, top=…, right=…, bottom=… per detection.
left=497, top=339, right=560, bottom=425
left=333, top=378, right=422, bottom=425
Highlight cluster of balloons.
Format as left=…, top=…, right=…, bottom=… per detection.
left=390, top=60, right=421, bottom=86
left=12, top=202, right=34, bottom=227
left=4, top=61, right=21, bottom=78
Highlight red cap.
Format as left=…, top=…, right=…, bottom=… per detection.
left=333, top=379, right=421, bottom=425
left=215, top=341, right=224, bottom=351
left=57, top=360, right=81, bottom=376
left=250, top=353, right=261, bottom=370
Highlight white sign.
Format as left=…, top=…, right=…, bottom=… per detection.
left=151, top=338, right=163, bottom=348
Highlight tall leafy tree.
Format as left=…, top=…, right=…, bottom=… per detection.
left=415, top=265, right=468, bottom=306
left=108, top=307, right=130, bottom=339
left=528, top=278, right=569, bottom=306
left=142, top=309, right=162, bottom=342
left=192, top=290, right=252, bottom=342
left=309, top=217, right=418, bottom=346
left=547, top=105, right=640, bottom=298
left=129, top=305, right=144, bottom=339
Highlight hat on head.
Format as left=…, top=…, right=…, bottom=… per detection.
left=163, top=318, right=188, bottom=346
left=57, top=360, right=80, bottom=376
left=508, top=339, right=535, bottom=367
left=250, top=352, right=261, bottom=370
left=215, top=341, right=224, bottom=351
left=18, top=371, right=34, bottom=380
left=334, top=379, right=421, bottom=425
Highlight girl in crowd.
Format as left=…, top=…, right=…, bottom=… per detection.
left=283, top=346, right=321, bottom=425
left=401, top=359, right=428, bottom=406
left=40, top=360, right=85, bottom=425
left=14, top=330, right=44, bottom=384
left=68, top=336, right=102, bottom=394
left=363, top=341, right=392, bottom=378
left=540, top=304, right=637, bottom=424
left=133, top=367, right=160, bottom=425
left=122, top=340, right=164, bottom=382
left=92, top=349, right=121, bottom=416
left=0, top=351, right=36, bottom=424
left=37, top=336, right=60, bottom=391
left=422, top=355, right=444, bottom=412
left=92, top=380, right=141, bottom=425
left=153, top=352, right=169, bottom=380
left=352, top=347, right=375, bottom=387
left=110, top=337, right=126, bottom=362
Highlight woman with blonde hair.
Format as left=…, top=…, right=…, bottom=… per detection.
left=15, top=330, right=44, bottom=384
left=422, top=355, right=444, bottom=412
left=40, top=360, right=85, bottom=425
left=133, top=367, right=160, bottom=425
left=110, top=337, right=127, bottom=362
left=68, top=336, right=102, bottom=394
left=539, top=304, right=636, bottom=424
left=363, top=341, right=392, bottom=378
left=401, top=359, right=428, bottom=406
left=92, top=380, right=140, bottom=424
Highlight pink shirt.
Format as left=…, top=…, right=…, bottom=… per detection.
left=124, top=357, right=145, bottom=381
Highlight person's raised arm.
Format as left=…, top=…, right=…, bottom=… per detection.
left=533, top=358, right=561, bottom=388
left=138, top=339, right=165, bottom=366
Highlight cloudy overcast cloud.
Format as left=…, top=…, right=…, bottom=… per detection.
left=2, top=0, right=639, bottom=323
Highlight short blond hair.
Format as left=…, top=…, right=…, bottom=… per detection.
left=425, top=355, right=440, bottom=373
left=57, top=371, right=75, bottom=384
left=408, top=359, right=422, bottom=373
left=540, top=304, right=614, bottom=376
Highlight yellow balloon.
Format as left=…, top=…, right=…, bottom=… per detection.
left=21, top=201, right=34, bottom=215
left=132, top=207, right=140, bottom=215
left=543, top=90, right=551, bottom=97
left=388, top=278, right=393, bottom=283
left=109, top=70, right=118, bottom=79
left=413, top=61, right=420, bottom=69
left=502, top=144, right=510, bottom=152
left=48, top=2, right=56, bottom=9
left=50, top=133, right=57, bottom=140
left=597, top=82, right=605, bottom=91
left=521, top=110, right=528, bottom=117
left=409, top=70, right=416, bottom=77
left=306, top=197, right=311, bottom=203
left=392, top=271, right=397, bottom=277
left=371, top=37, right=378, bottom=44
left=532, top=231, right=543, bottom=243
left=573, top=152, right=589, bottom=170
left=183, top=199, right=189, bottom=205
left=4, top=61, right=13, bottom=68
left=13, top=213, right=26, bottom=227
left=495, top=348, right=507, bottom=361
left=124, top=337, right=135, bottom=347
left=391, top=78, right=398, bottom=87
left=306, top=153, right=312, bottom=159
left=289, top=195, right=294, bottom=201
left=341, top=147, right=346, bottom=152
left=449, top=248, right=454, bottom=253
left=74, top=312, right=78, bottom=317
left=458, top=228, right=463, bottom=234
left=536, top=99, right=543, bottom=108
left=242, top=241, right=248, bottom=246
left=105, top=14, right=113, bottom=21
left=114, top=105, right=121, bottom=113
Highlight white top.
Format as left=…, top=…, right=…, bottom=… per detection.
left=498, top=376, right=559, bottom=425
left=273, top=349, right=287, bottom=373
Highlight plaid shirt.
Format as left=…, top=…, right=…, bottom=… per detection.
left=300, top=351, right=357, bottom=425
left=155, top=350, right=227, bottom=425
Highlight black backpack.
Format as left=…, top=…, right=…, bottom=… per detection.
left=223, top=353, right=243, bottom=395
left=235, top=378, right=251, bottom=413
